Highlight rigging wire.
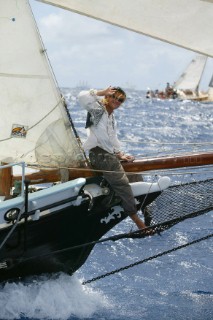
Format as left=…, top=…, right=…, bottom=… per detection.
left=121, top=140, right=213, bottom=145
left=62, top=97, right=89, bottom=166
left=82, top=232, right=213, bottom=285
left=4, top=207, right=212, bottom=264
left=27, top=163, right=213, bottom=176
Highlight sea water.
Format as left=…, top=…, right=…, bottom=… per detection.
left=0, top=89, right=212, bottom=320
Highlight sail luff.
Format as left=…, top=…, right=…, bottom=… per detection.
left=37, top=0, right=213, bottom=57
left=29, top=1, right=88, bottom=167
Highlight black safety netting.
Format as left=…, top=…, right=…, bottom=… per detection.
left=145, top=178, right=213, bottom=229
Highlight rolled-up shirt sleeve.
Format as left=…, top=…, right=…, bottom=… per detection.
left=78, top=90, right=98, bottom=111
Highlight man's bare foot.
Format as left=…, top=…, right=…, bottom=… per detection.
left=131, top=213, right=147, bottom=230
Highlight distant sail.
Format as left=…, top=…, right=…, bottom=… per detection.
left=37, top=0, right=213, bottom=57
left=209, top=75, right=213, bottom=88
left=208, top=75, right=213, bottom=100
left=174, top=55, right=207, bottom=92
left=0, top=0, right=86, bottom=168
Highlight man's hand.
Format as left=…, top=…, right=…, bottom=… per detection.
left=97, top=86, right=117, bottom=97
left=116, top=152, right=135, bottom=162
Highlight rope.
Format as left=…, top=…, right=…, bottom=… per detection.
left=26, top=163, right=213, bottom=176
left=15, top=225, right=153, bottom=264
left=13, top=208, right=212, bottom=265
left=121, top=140, right=213, bottom=145
left=62, top=97, right=89, bottom=166
left=82, top=233, right=213, bottom=285
left=0, top=99, right=62, bottom=142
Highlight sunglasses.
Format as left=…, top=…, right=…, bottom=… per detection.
left=111, top=94, right=125, bottom=103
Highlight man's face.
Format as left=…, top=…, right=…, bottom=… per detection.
left=107, top=92, right=126, bottom=110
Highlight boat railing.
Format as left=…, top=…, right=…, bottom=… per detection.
left=0, top=162, right=25, bottom=198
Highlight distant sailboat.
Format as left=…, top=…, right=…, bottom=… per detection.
left=206, top=74, right=213, bottom=101
left=174, top=55, right=213, bottom=101
left=0, top=0, right=212, bottom=283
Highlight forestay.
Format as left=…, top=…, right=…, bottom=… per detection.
left=37, top=0, right=213, bottom=57
left=0, top=0, right=86, bottom=168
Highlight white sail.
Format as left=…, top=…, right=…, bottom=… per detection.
left=37, top=0, right=213, bottom=57
left=0, top=0, right=86, bottom=169
left=174, top=55, right=207, bottom=91
left=207, top=75, right=213, bottom=100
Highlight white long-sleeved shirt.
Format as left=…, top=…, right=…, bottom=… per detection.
left=78, top=90, right=121, bottom=154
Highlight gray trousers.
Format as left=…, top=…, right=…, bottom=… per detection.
left=89, top=147, right=137, bottom=216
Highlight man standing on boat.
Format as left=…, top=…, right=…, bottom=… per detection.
left=78, top=86, right=147, bottom=230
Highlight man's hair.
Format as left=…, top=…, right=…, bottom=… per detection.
left=112, top=86, right=126, bottom=97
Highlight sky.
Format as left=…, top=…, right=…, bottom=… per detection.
left=30, top=0, right=213, bottom=91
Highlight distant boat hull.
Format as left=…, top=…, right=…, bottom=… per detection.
left=177, top=91, right=212, bottom=102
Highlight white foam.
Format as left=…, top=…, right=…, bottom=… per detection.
left=0, top=273, right=109, bottom=319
